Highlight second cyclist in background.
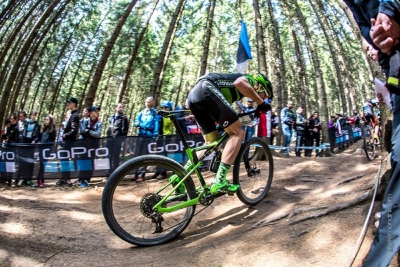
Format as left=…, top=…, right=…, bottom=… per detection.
left=362, top=96, right=380, bottom=144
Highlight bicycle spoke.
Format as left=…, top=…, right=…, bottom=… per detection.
left=102, top=156, right=196, bottom=246
left=233, top=137, right=273, bottom=205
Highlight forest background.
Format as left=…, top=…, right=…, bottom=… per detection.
left=0, top=0, right=384, bottom=144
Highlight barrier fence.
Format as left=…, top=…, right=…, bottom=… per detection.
left=0, top=135, right=206, bottom=179
left=0, top=126, right=362, bottom=179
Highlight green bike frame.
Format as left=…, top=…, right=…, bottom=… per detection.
left=152, top=111, right=229, bottom=213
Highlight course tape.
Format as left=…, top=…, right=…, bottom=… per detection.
left=344, top=153, right=385, bottom=266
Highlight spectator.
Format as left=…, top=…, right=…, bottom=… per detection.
left=0, top=119, right=11, bottom=184
left=57, top=97, right=79, bottom=187
left=295, top=106, right=305, bottom=157
left=304, top=114, right=315, bottom=157
left=76, top=106, right=103, bottom=188
left=78, top=107, right=90, bottom=139
left=351, top=109, right=360, bottom=126
left=133, top=97, right=159, bottom=182
left=106, top=103, right=129, bottom=178
left=242, top=98, right=258, bottom=142
left=312, top=112, right=323, bottom=157
left=343, top=2, right=400, bottom=263
left=257, top=97, right=271, bottom=138
left=134, top=97, right=159, bottom=137
left=3, top=114, right=19, bottom=144
left=16, top=110, right=41, bottom=188
left=1, top=119, right=11, bottom=144
left=158, top=100, right=174, bottom=135
left=328, top=115, right=337, bottom=154
left=339, top=112, right=350, bottom=127
left=270, top=108, right=279, bottom=145
left=37, top=115, right=57, bottom=188
left=3, top=114, right=18, bottom=187
left=58, top=122, right=66, bottom=144
left=176, top=99, right=196, bottom=134
left=152, top=101, right=174, bottom=180
left=17, top=111, right=27, bottom=143
left=280, top=101, right=295, bottom=154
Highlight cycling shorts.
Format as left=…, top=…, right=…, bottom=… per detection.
left=187, top=80, right=239, bottom=135
left=365, top=114, right=378, bottom=125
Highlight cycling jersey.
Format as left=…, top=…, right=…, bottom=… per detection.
left=188, top=73, right=256, bottom=134
left=197, top=73, right=255, bottom=103
left=363, top=102, right=374, bottom=115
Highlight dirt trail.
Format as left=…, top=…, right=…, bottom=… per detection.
left=0, top=141, right=394, bottom=267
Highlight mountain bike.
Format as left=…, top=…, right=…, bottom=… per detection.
left=362, top=122, right=381, bottom=161
left=102, top=109, right=274, bottom=246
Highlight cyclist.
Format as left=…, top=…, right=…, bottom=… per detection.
left=362, top=96, right=380, bottom=144
left=187, top=73, right=273, bottom=195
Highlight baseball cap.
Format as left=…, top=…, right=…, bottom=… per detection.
left=247, top=98, right=254, bottom=102
left=89, top=106, right=100, bottom=112
left=66, top=97, right=78, bottom=104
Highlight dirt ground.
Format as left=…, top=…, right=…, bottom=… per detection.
left=0, top=140, right=396, bottom=267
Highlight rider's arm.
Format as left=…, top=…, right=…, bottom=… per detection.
left=233, top=76, right=264, bottom=105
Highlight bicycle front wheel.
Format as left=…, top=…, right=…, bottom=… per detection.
left=363, top=127, right=376, bottom=161
left=102, top=155, right=196, bottom=246
left=233, top=137, right=274, bottom=205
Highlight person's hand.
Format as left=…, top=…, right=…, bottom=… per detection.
left=62, top=134, right=65, bottom=139
left=370, top=14, right=400, bottom=54
left=377, top=93, right=386, bottom=105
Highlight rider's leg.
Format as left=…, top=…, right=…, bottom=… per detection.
left=210, top=120, right=244, bottom=194
left=374, top=123, right=380, bottom=142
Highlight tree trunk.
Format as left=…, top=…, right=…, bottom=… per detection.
left=291, top=29, right=311, bottom=116
left=115, top=0, right=160, bottom=104
left=199, top=0, right=216, bottom=77
left=85, top=0, right=138, bottom=108
left=0, top=1, right=41, bottom=89
left=10, top=10, right=68, bottom=115
left=0, top=0, right=25, bottom=42
left=309, top=0, right=347, bottom=113
left=174, top=63, right=186, bottom=108
left=288, top=0, right=330, bottom=151
left=0, top=0, right=64, bottom=127
left=149, top=0, right=186, bottom=105
left=253, top=0, right=267, bottom=74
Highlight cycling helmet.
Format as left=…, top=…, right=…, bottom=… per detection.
left=160, top=100, right=173, bottom=110
left=253, top=73, right=274, bottom=100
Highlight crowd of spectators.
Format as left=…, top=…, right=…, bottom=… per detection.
left=0, top=95, right=201, bottom=188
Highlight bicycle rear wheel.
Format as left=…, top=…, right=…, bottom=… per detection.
left=102, top=155, right=196, bottom=246
left=233, top=137, right=274, bottom=205
left=363, top=126, right=376, bottom=161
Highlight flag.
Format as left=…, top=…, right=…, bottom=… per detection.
left=236, top=20, right=252, bottom=73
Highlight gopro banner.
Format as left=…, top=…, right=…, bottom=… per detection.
left=335, top=126, right=362, bottom=146
left=0, top=135, right=206, bottom=179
